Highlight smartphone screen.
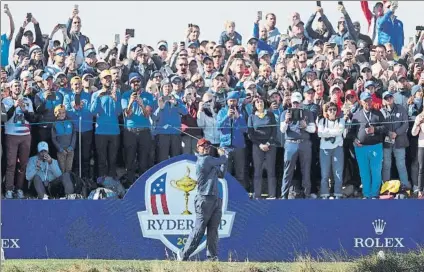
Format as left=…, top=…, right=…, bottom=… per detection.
left=114, top=34, right=120, bottom=44
left=48, top=40, right=54, bottom=49
left=26, top=13, right=32, bottom=22
left=257, top=11, right=262, bottom=20
left=75, top=93, right=81, bottom=106
left=338, top=1, right=343, bottom=5
left=125, top=29, right=135, bottom=38
left=4, top=4, right=8, bottom=9
left=316, top=1, right=321, bottom=7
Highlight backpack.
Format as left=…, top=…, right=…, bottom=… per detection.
left=379, top=180, right=400, bottom=199
left=70, top=172, right=98, bottom=199
left=88, top=188, right=118, bottom=200
left=97, top=176, right=126, bottom=198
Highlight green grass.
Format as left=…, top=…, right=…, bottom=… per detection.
left=0, top=259, right=353, bottom=272
left=1, top=250, right=424, bottom=272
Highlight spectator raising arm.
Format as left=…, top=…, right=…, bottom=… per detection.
left=4, top=5, right=15, bottom=41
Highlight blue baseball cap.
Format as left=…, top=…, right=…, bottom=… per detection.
left=42, top=73, right=53, bottom=81
left=128, top=72, right=142, bottom=83
left=382, top=91, right=393, bottom=99
left=187, top=41, right=199, bottom=48
left=364, top=81, right=375, bottom=89
left=360, top=92, right=372, bottom=101
left=227, top=91, right=239, bottom=100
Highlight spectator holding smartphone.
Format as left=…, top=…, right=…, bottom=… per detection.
left=152, top=78, right=188, bottom=163
left=63, top=76, right=93, bottom=179
left=66, top=6, right=90, bottom=66
left=280, top=92, right=316, bottom=199
left=217, top=91, right=248, bottom=189
left=14, top=13, right=43, bottom=55
left=34, top=73, right=64, bottom=156
left=2, top=79, right=34, bottom=199
left=1, top=4, right=15, bottom=67
left=121, top=73, right=155, bottom=183
left=52, top=105, right=76, bottom=173
left=90, top=70, right=122, bottom=178
left=26, top=141, right=74, bottom=199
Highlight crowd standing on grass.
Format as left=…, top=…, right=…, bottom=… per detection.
left=1, top=1, right=424, bottom=200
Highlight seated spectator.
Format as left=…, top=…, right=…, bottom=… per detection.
left=52, top=105, right=76, bottom=173
left=25, top=141, right=74, bottom=199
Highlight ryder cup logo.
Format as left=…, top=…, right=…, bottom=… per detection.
left=137, top=159, right=235, bottom=256
left=354, top=219, right=404, bottom=248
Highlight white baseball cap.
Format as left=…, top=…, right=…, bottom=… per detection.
left=37, top=141, right=49, bottom=153
left=291, top=92, right=303, bottom=103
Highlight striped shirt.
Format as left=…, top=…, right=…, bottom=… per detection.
left=2, top=97, right=34, bottom=136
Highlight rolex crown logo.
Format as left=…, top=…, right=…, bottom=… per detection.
left=372, top=219, right=386, bottom=235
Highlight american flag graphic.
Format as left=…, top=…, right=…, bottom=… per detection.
left=150, top=173, right=170, bottom=215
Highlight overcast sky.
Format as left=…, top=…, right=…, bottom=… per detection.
left=1, top=1, right=423, bottom=56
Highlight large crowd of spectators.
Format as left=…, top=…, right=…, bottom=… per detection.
left=1, top=1, right=424, bottom=200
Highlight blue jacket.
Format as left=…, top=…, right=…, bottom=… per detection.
left=63, top=91, right=94, bottom=132
left=218, top=31, right=242, bottom=46
left=90, top=90, right=122, bottom=135
left=376, top=10, right=404, bottom=56
left=51, top=119, right=76, bottom=152
left=252, top=23, right=275, bottom=55
left=152, top=99, right=188, bottom=135
left=216, top=105, right=247, bottom=148
left=34, top=91, right=64, bottom=128
left=121, top=90, right=156, bottom=129
left=77, top=62, right=97, bottom=77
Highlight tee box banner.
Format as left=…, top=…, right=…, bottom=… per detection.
left=1, top=154, right=424, bottom=261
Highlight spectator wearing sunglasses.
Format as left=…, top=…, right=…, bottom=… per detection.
left=318, top=102, right=345, bottom=199
left=328, top=4, right=358, bottom=53
left=380, top=91, right=411, bottom=190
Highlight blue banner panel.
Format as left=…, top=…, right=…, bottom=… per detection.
left=2, top=155, right=423, bottom=261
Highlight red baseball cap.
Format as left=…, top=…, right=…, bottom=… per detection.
left=197, top=138, right=211, bottom=147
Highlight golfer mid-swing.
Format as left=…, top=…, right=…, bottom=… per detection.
left=177, top=138, right=229, bottom=261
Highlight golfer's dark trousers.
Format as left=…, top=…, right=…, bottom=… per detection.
left=182, top=195, right=222, bottom=260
